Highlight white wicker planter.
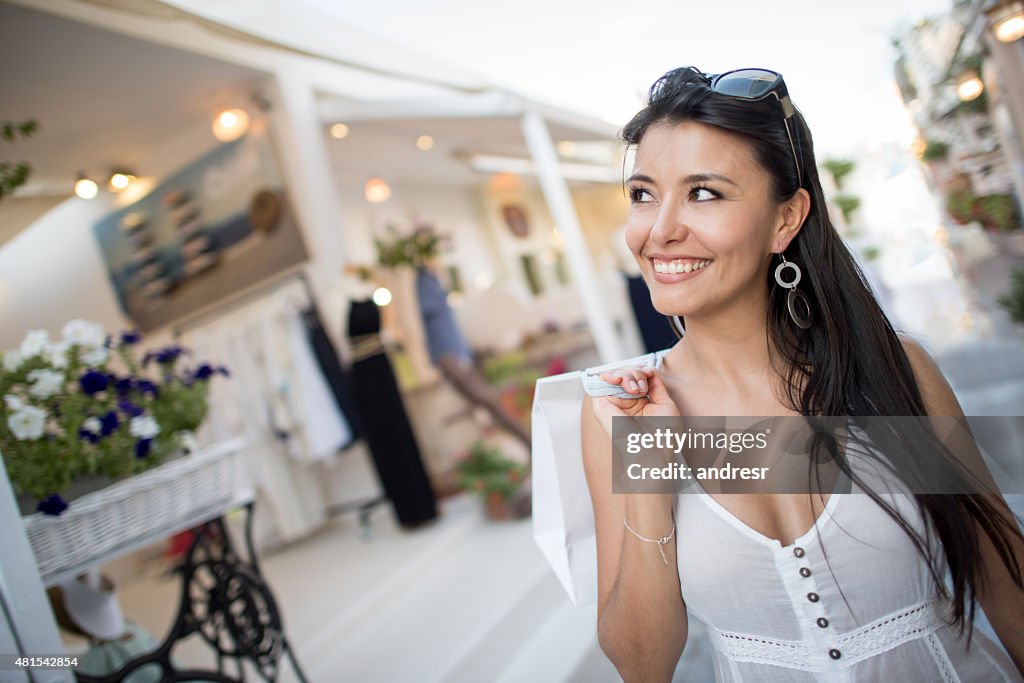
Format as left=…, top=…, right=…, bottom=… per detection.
left=22, top=438, right=245, bottom=584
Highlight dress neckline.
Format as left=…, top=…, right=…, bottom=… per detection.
left=657, top=346, right=843, bottom=550
left=693, top=479, right=843, bottom=550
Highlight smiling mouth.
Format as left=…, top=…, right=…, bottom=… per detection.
left=651, top=258, right=712, bottom=274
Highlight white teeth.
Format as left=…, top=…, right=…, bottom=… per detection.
left=653, top=259, right=711, bottom=274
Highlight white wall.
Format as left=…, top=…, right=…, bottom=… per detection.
left=0, top=196, right=129, bottom=350
left=333, top=178, right=593, bottom=352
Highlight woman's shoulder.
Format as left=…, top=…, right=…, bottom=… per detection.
left=895, top=333, right=964, bottom=417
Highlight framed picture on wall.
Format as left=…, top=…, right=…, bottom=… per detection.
left=501, top=204, right=530, bottom=239
left=520, top=253, right=543, bottom=296
left=92, top=128, right=308, bottom=331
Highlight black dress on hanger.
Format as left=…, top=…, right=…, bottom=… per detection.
left=347, top=299, right=437, bottom=527
left=300, top=304, right=360, bottom=448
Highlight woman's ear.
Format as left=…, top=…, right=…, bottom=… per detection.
left=775, top=188, right=812, bottom=248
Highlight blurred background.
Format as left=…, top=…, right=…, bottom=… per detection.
left=0, top=0, right=1022, bottom=681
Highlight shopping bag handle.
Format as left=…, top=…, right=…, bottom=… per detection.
left=581, top=349, right=669, bottom=400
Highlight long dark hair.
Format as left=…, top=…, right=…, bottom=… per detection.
left=622, top=66, right=1023, bottom=642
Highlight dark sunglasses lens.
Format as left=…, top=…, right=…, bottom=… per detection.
left=714, top=69, right=780, bottom=99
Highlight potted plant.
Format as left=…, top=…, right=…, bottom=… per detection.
left=374, top=223, right=448, bottom=269
left=999, top=268, right=1024, bottom=324
left=1, top=320, right=227, bottom=515
left=454, top=441, right=528, bottom=520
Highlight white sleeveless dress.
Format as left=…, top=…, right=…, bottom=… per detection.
left=674, top=430, right=1023, bottom=682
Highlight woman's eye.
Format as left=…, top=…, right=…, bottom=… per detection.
left=628, top=186, right=653, bottom=203
left=691, top=187, right=717, bottom=202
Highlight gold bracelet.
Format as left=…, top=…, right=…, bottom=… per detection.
left=623, top=515, right=676, bottom=565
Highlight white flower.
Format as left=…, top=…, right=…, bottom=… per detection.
left=7, top=406, right=46, bottom=441
left=46, top=341, right=69, bottom=369
left=175, top=430, right=199, bottom=452
left=82, top=416, right=101, bottom=434
left=129, top=415, right=160, bottom=440
left=27, top=369, right=64, bottom=399
left=62, top=319, right=106, bottom=349
left=2, top=350, right=22, bottom=373
left=4, top=394, right=25, bottom=411
left=20, top=330, right=49, bottom=358
left=80, top=345, right=108, bottom=367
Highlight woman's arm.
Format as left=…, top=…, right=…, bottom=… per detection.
left=581, top=372, right=686, bottom=683
left=901, top=336, right=1024, bottom=674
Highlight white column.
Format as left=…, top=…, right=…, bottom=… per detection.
left=267, top=67, right=350, bottom=338
left=520, top=110, right=624, bottom=362
left=0, top=453, right=73, bottom=682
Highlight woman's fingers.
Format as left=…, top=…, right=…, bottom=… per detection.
left=599, top=369, right=649, bottom=396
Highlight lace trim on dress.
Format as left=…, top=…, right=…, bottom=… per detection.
left=925, top=632, right=961, bottom=683
left=708, top=598, right=950, bottom=670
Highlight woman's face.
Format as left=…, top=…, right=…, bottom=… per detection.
left=625, top=119, right=790, bottom=320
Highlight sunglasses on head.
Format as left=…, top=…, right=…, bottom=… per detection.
left=704, top=68, right=802, bottom=185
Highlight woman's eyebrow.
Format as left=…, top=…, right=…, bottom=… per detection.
left=683, top=172, right=738, bottom=187
left=626, top=172, right=738, bottom=187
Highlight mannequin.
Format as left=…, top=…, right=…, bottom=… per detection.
left=343, top=264, right=438, bottom=528
left=414, top=257, right=531, bottom=448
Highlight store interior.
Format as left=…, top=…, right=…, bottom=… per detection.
left=0, top=1, right=677, bottom=680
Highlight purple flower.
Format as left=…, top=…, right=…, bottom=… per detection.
left=217, top=365, right=230, bottom=377
left=115, top=377, right=134, bottom=396
left=118, top=400, right=144, bottom=418
left=80, top=370, right=108, bottom=395
left=136, top=380, right=159, bottom=396
left=37, top=494, right=68, bottom=516
left=120, top=330, right=141, bottom=346
left=155, top=346, right=185, bottom=364
left=142, top=351, right=156, bottom=367
left=99, top=411, right=119, bottom=436
left=193, top=364, right=214, bottom=381
left=78, top=428, right=100, bottom=444
left=134, top=438, right=153, bottom=459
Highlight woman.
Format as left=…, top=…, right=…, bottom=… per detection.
left=582, top=66, right=1024, bottom=682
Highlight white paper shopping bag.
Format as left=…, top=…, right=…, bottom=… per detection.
left=531, top=351, right=667, bottom=607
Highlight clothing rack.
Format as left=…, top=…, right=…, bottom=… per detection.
left=171, top=266, right=391, bottom=538
left=171, top=265, right=317, bottom=338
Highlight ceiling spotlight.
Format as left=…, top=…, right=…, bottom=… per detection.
left=330, top=123, right=350, bottom=139
left=956, top=71, right=984, bottom=102
left=364, top=177, right=392, bottom=203
left=212, top=108, right=250, bottom=142
left=74, top=174, right=99, bottom=200
left=416, top=135, right=434, bottom=151
left=109, top=171, right=136, bottom=191
left=372, top=287, right=393, bottom=306
left=989, top=1, right=1024, bottom=42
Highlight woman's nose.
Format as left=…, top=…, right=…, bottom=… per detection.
left=649, top=197, right=689, bottom=244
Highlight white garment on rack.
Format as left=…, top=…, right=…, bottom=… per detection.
left=181, top=284, right=328, bottom=545
left=675, top=426, right=1023, bottom=682
left=281, top=309, right=352, bottom=461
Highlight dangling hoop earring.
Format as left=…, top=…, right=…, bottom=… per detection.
left=775, top=252, right=813, bottom=330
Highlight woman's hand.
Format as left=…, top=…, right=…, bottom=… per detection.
left=590, top=366, right=681, bottom=439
